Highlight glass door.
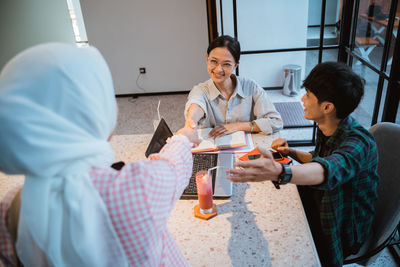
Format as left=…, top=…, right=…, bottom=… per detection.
left=338, top=0, right=400, bottom=127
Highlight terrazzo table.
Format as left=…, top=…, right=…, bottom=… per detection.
left=0, top=133, right=320, bottom=267
left=111, top=133, right=321, bottom=267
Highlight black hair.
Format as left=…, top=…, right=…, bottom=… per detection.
left=302, top=62, right=365, bottom=119
left=207, top=35, right=241, bottom=63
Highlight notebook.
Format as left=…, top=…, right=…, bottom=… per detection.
left=145, top=119, right=233, bottom=198
left=191, top=128, right=247, bottom=153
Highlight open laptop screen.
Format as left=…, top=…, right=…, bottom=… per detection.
left=145, top=118, right=173, bottom=158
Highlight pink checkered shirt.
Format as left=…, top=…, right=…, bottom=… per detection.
left=0, top=135, right=192, bottom=266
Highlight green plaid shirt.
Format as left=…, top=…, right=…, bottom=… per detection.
left=310, top=116, right=379, bottom=266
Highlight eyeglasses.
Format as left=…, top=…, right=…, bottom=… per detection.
left=207, top=58, right=235, bottom=70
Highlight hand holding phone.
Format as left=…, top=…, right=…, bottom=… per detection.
left=247, top=152, right=282, bottom=160
left=272, top=151, right=284, bottom=160
left=247, top=154, right=261, bottom=160
left=239, top=148, right=292, bottom=164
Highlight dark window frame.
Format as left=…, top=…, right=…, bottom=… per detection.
left=207, top=0, right=400, bottom=145
left=338, top=0, right=399, bottom=125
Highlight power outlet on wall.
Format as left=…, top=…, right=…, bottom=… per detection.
left=139, top=67, right=146, bottom=74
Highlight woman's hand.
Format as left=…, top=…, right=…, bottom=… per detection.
left=184, top=118, right=197, bottom=129
left=185, top=104, right=204, bottom=129
left=208, top=123, right=239, bottom=138
left=177, top=127, right=201, bottom=146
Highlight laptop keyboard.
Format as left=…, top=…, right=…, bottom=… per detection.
left=181, top=153, right=218, bottom=198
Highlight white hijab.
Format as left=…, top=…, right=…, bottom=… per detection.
left=0, top=43, right=128, bottom=266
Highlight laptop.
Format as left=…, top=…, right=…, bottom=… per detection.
left=145, top=118, right=233, bottom=199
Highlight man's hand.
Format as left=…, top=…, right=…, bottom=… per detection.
left=271, top=138, right=290, bottom=155
left=208, top=123, right=238, bottom=138
left=226, top=147, right=282, bottom=183
left=176, top=127, right=201, bottom=146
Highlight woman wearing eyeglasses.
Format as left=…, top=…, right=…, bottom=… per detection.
left=184, top=35, right=283, bottom=138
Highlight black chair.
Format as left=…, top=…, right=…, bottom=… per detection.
left=344, top=122, right=400, bottom=265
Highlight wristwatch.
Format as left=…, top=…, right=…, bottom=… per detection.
left=272, top=163, right=292, bottom=189
left=250, top=121, right=255, bottom=132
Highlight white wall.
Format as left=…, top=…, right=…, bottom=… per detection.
left=221, top=0, right=308, bottom=87
left=79, top=0, right=209, bottom=95
left=0, top=0, right=75, bottom=70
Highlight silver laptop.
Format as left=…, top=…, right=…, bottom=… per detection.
left=181, top=152, right=233, bottom=198
left=145, top=119, right=233, bottom=199
left=211, top=153, right=234, bottom=197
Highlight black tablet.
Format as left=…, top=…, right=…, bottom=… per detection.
left=144, top=118, right=173, bottom=158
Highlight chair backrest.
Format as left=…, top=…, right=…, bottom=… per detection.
left=365, top=122, right=400, bottom=264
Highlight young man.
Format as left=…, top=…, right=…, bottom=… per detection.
left=226, top=62, right=379, bottom=267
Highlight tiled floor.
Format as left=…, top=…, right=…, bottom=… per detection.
left=307, top=26, right=337, bottom=40
left=307, top=26, right=338, bottom=46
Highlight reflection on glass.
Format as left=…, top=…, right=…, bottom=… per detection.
left=306, top=25, right=339, bottom=47
left=386, top=1, right=400, bottom=74
left=307, top=0, right=340, bottom=47
left=376, top=80, right=389, bottom=123
left=351, top=60, right=380, bottom=128
left=307, top=26, right=321, bottom=47
left=323, top=25, right=339, bottom=46
left=305, top=50, right=319, bottom=77
left=305, top=49, right=338, bottom=79
left=353, top=0, right=399, bottom=70
left=322, top=48, right=339, bottom=62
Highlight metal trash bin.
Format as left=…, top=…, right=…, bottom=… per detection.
left=282, top=64, right=301, bottom=96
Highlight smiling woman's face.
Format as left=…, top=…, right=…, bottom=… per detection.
left=206, top=47, right=237, bottom=85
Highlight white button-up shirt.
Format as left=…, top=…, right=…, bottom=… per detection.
left=185, top=75, right=283, bottom=134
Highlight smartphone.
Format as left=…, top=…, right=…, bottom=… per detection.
left=247, top=151, right=283, bottom=161
left=248, top=154, right=261, bottom=160
left=272, top=151, right=284, bottom=161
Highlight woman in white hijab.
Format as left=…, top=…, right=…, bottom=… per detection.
left=0, top=43, right=199, bottom=266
